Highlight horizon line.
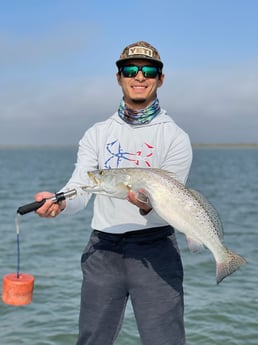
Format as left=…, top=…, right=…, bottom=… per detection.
left=1, top=143, right=258, bottom=149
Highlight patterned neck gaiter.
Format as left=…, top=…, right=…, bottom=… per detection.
left=118, top=98, right=161, bottom=125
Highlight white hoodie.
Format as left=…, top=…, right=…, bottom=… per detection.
left=61, top=109, right=193, bottom=233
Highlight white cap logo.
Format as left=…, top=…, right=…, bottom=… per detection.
left=128, top=46, right=153, bottom=58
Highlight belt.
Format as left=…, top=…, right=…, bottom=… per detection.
left=93, top=225, right=174, bottom=242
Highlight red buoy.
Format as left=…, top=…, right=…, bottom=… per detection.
left=2, top=273, right=34, bottom=306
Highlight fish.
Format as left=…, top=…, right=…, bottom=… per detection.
left=83, top=168, right=247, bottom=284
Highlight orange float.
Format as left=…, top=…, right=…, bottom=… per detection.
left=2, top=273, right=34, bottom=306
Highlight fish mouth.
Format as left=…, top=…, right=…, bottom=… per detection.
left=88, top=171, right=100, bottom=185
left=81, top=172, right=100, bottom=191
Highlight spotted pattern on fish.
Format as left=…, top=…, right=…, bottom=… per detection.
left=84, top=167, right=247, bottom=284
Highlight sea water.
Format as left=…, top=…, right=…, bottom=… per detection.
left=0, top=147, right=257, bottom=345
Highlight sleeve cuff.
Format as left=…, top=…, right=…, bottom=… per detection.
left=139, top=208, right=153, bottom=216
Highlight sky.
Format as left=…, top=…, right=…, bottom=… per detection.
left=0, top=0, right=257, bottom=145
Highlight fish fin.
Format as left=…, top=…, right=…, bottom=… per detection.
left=117, top=182, right=131, bottom=192
left=216, top=248, right=247, bottom=284
left=186, top=236, right=205, bottom=253
left=189, top=189, right=224, bottom=240
left=150, top=168, right=178, bottom=180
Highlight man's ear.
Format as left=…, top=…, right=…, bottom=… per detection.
left=157, top=74, right=165, bottom=88
left=116, top=72, right=122, bottom=85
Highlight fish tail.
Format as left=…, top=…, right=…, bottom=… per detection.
left=216, top=248, right=247, bottom=284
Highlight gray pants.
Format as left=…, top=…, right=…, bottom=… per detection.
left=76, top=226, right=185, bottom=345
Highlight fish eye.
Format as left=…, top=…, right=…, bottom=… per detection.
left=99, top=170, right=104, bottom=176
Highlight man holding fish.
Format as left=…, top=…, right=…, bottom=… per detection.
left=35, top=41, right=195, bottom=345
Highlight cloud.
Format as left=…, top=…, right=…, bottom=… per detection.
left=0, top=76, right=121, bottom=145
left=160, top=60, right=258, bottom=142
left=1, top=60, right=257, bottom=145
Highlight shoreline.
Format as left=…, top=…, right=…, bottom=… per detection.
left=1, top=143, right=258, bottom=150
left=192, top=143, right=258, bottom=148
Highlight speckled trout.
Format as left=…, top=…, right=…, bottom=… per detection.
left=83, top=168, right=246, bottom=284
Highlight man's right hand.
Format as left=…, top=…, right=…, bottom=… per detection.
left=34, top=192, right=66, bottom=218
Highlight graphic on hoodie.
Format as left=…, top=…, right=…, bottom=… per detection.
left=104, top=140, right=154, bottom=168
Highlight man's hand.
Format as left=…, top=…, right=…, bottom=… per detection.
left=127, top=190, right=152, bottom=215
left=34, top=192, right=66, bottom=218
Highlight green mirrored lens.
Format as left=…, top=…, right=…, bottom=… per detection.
left=122, top=66, right=138, bottom=77
left=141, top=66, right=158, bottom=78
left=121, top=65, right=159, bottom=78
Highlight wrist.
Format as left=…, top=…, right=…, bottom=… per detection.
left=139, top=208, right=152, bottom=216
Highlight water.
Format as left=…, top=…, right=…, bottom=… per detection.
left=0, top=147, right=257, bottom=345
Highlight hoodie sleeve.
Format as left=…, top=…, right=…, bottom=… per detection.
left=59, top=126, right=99, bottom=215
left=161, top=125, right=193, bottom=184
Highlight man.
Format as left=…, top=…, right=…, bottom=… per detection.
left=35, top=41, right=192, bottom=345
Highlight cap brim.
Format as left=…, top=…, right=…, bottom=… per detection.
left=116, top=56, right=163, bottom=69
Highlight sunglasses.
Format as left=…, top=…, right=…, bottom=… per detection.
left=120, top=65, right=161, bottom=78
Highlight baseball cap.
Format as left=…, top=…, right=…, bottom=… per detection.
left=116, top=41, right=163, bottom=69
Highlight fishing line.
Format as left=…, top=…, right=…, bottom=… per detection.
left=16, top=214, right=21, bottom=279
left=2, top=188, right=81, bottom=306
